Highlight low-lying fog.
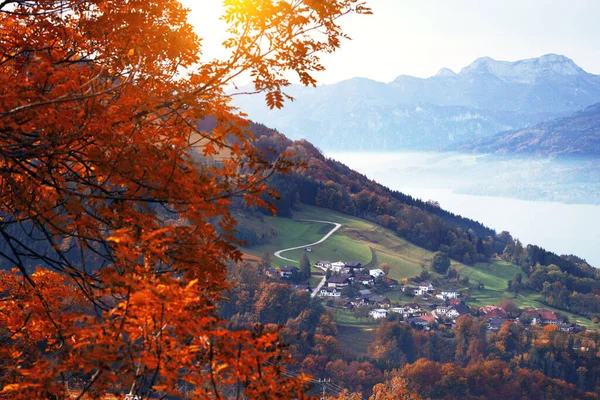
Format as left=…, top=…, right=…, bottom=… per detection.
left=328, top=152, right=600, bottom=267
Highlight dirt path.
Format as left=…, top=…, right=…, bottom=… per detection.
left=273, top=219, right=342, bottom=298
left=273, top=219, right=342, bottom=263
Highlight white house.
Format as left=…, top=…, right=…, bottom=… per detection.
left=369, top=309, right=389, bottom=320
left=316, top=261, right=331, bottom=270
left=432, top=306, right=451, bottom=318
left=415, top=283, right=434, bottom=296
left=330, top=261, right=346, bottom=272
left=390, top=304, right=423, bottom=319
left=436, top=290, right=460, bottom=300
left=320, top=287, right=341, bottom=298
left=369, top=269, right=385, bottom=278
left=446, top=304, right=471, bottom=320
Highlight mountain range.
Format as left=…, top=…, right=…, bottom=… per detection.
left=453, top=102, right=600, bottom=157
left=232, top=54, right=600, bottom=151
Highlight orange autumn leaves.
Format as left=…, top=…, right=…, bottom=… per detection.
left=0, top=0, right=369, bottom=398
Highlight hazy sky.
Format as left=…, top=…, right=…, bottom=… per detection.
left=182, top=0, right=600, bottom=84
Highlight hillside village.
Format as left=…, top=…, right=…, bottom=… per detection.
left=267, top=259, right=583, bottom=333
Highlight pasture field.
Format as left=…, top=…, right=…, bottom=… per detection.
left=241, top=205, right=595, bottom=328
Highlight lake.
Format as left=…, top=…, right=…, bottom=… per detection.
left=329, top=151, right=600, bottom=267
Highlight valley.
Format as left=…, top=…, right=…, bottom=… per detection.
left=240, top=204, right=596, bottom=344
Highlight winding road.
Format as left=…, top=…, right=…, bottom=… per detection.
left=273, top=219, right=342, bottom=298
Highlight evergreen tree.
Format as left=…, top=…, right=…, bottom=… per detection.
left=431, top=251, right=451, bottom=274
left=300, top=254, right=312, bottom=279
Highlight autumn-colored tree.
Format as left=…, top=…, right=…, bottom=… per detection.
left=370, top=376, right=423, bottom=400
left=0, top=0, right=370, bottom=398
left=380, top=263, right=391, bottom=276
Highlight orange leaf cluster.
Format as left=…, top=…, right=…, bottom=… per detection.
left=0, top=0, right=368, bottom=398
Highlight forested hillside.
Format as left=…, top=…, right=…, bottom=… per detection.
left=231, top=123, right=600, bottom=319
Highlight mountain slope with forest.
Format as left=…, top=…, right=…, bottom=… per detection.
left=453, top=102, right=600, bottom=156
left=227, top=122, right=600, bottom=320
left=232, top=54, right=600, bottom=151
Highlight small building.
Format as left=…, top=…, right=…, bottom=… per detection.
left=447, top=304, right=472, bottom=320
left=519, top=309, right=558, bottom=325
left=369, top=309, right=389, bottom=320
left=482, top=307, right=509, bottom=320
left=407, top=317, right=428, bottom=327
left=354, top=273, right=375, bottom=286
left=345, top=261, right=363, bottom=270
left=432, top=306, right=452, bottom=318
left=266, top=267, right=278, bottom=278
left=369, top=269, right=385, bottom=278
left=292, top=284, right=311, bottom=293
left=558, top=322, right=576, bottom=332
left=406, top=303, right=424, bottom=316
left=436, top=290, right=460, bottom=300
left=330, top=261, right=346, bottom=272
left=392, top=304, right=423, bottom=319
left=370, top=295, right=391, bottom=308
left=327, top=274, right=352, bottom=288
left=316, top=261, right=332, bottom=269
left=320, top=287, right=341, bottom=298
left=351, top=296, right=372, bottom=307
left=358, top=289, right=372, bottom=297
left=415, top=283, right=434, bottom=296
left=540, top=310, right=559, bottom=325
left=279, top=266, right=299, bottom=279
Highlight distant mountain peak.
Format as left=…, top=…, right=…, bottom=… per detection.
left=436, top=67, right=457, bottom=77
left=459, top=54, right=583, bottom=82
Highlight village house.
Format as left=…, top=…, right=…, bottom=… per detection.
left=327, top=273, right=353, bottom=288
left=415, top=282, right=434, bottom=296
left=407, top=317, right=429, bottom=328
left=558, top=322, right=577, bottom=332
left=369, top=269, right=385, bottom=278
left=351, top=296, right=372, bottom=307
left=330, top=261, right=346, bottom=273
left=345, top=261, right=363, bottom=270
left=354, top=273, right=375, bottom=286
left=481, top=307, right=509, bottom=320
left=320, top=287, right=341, bottom=298
left=446, top=304, right=472, bottom=320
left=316, top=261, right=331, bottom=270
left=266, top=267, right=278, bottom=278
left=292, top=284, right=311, bottom=293
left=391, top=303, right=424, bottom=319
left=369, top=309, right=389, bottom=320
left=436, top=290, right=460, bottom=300
left=370, top=295, right=391, bottom=308
left=406, top=303, right=425, bottom=316
left=519, top=309, right=559, bottom=325
left=432, top=306, right=452, bottom=318
left=279, top=265, right=299, bottom=279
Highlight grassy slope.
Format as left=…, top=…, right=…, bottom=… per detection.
left=241, top=205, right=594, bottom=330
